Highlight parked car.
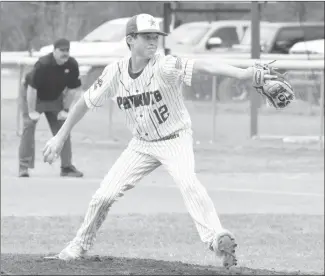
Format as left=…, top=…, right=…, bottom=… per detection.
left=39, top=17, right=166, bottom=58
left=289, top=39, right=324, bottom=55
left=166, top=20, right=251, bottom=54
left=165, top=20, right=252, bottom=101
left=287, top=39, right=324, bottom=105
left=232, top=21, right=325, bottom=54
left=38, top=17, right=172, bottom=89
left=217, top=21, right=324, bottom=103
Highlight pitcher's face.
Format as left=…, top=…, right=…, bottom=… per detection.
left=129, top=33, right=159, bottom=58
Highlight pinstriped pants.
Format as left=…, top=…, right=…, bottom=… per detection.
left=72, top=129, right=224, bottom=250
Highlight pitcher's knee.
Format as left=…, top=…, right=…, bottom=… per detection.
left=91, top=193, right=112, bottom=206
left=91, top=185, right=130, bottom=210
left=176, top=173, right=199, bottom=189
left=179, top=174, right=209, bottom=195
left=88, top=195, right=112, bottom=217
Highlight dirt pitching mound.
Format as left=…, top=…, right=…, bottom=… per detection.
left=1, top=254, right=309, bottom=275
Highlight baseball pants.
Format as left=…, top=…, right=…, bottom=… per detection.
left=18, top=86, right=72, bottom=169
left=72, top=129, right=224, bottom=250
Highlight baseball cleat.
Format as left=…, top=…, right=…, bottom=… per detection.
left=210, top=232, right=238, bottom=269
left=44, top=241, right=86, bottom=261
left=60, top=165, right=84, bottom=178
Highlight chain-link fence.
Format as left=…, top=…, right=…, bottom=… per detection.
left=78, top=63, right=324, bottom=144
left=1, top=57, right=323, bottom=149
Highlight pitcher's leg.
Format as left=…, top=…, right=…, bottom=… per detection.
left=158, top=134, right=237, bottom=268
left=159, top=135, right=223, bottom=243
left=68, top=148, right=160, bottom=254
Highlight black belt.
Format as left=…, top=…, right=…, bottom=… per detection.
left=150, top=133, right=180, bottom=142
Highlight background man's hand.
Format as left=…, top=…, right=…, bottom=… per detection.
left=57, top=110, right=68, bottom=121
left=28, top=111, right=41, bottom=121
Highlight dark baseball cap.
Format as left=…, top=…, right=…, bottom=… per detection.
left=53, top=38, right=70, bottom=50
left=126, top=14, right=167, bottom=36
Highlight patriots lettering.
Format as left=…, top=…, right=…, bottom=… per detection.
left=153, top=90, right=162, bottom=101
left=116, top=90, right=163, bottom=110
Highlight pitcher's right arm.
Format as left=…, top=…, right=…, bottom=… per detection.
left=55, top=62, right=119, bottom=141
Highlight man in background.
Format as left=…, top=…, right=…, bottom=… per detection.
left=18, top=38, right=84, bottom=178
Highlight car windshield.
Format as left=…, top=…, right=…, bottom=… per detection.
left=168, top=24, right=210, bottom=46
left=82, top=23, right=126, bottom=42
left=240, top=26, right=278, bottom=46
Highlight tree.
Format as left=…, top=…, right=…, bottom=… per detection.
left=0, top=2, right=323, bottom=51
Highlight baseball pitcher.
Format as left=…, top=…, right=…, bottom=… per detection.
left=43, top=14, right=294, bottom=268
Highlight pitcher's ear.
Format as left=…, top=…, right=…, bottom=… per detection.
left=126, top=34, right=136, bottom=45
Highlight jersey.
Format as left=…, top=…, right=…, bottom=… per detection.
left=83, top=53, right=195, bottom=141
left=60, top=55, right=229, bottom=260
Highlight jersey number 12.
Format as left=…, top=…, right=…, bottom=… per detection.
left=153, top=104, right=169, bottom=124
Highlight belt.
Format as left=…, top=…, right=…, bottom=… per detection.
left=149, top=133, right=180, bottom=142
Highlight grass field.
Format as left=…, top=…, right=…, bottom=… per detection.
left=1, top=81, right=324, bottom=275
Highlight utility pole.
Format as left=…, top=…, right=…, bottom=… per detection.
left=60, top=1, right=66, bottom=37
left=250, top=2, right=261, bottom=137
left=163, top=2, right=171, bottom=55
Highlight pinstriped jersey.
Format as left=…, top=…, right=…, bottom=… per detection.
left=84, top=53, right=195, bottom=141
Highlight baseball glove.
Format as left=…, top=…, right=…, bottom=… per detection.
left=252, top=62, right=295, bottom=109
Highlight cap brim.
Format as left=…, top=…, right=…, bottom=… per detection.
left=135, top=29, right=168, bottom=36
left=55, top=46, right=70, bottom=51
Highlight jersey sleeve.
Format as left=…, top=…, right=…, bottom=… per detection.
left=159, top=55, right=195, bottom=86
left=83, top=62, right=119, bottom=109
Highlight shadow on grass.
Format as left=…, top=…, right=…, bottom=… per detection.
left=1, top=254, right=308, bottom=275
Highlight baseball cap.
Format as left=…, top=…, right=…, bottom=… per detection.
left=126, top=14, right=167, bottom=36
left=53, top=38, right=70, bottom=50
